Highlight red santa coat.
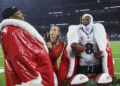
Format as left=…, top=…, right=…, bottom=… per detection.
left=58, top=23, right=114, bottom=85
left=49, top=42, right=64, bottom=76
left=0, top=19, right=55, bottom=86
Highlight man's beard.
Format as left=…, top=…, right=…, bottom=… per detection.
left=83, top=22, right=89, bottom=26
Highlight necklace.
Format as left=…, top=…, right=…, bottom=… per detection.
left=82, top=28, right=93, bottom=39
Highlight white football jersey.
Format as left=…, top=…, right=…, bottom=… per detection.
left=78, top=28, right=100, bottom=66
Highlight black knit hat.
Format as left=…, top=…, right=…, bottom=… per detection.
left=2, top=7, right=18, bottom=19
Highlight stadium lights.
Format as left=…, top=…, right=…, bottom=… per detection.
left=94, top=21, right=105, bottom=23
left=48, top=11, right=63, bottom=15
left=50, top=23, right=68, bottom=26
left=104, top=7, right=109, bottom=9
left=75, top=9, right=90, bottom=13
left=110, top=6, right=120, bottom=8
left=56, top=23, right=68, bottom=26
left=48, top=12, right=53, bottom=14
left=75, top=10, right=79, bottom=13
left=50, top=24, right=55, bottom=26
left=80, top=9, right=90, bottom=12
left=104, top=5, right=120, bottom=9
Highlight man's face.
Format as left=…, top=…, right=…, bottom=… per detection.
left=82, top=16, right=91, bottom=26
left=11, top=10, right=24, bottom=20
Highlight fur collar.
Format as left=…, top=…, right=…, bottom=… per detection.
left=0, top=19, right=48, bottom=52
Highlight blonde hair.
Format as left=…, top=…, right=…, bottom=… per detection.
left=50, top=26, right=61, bottom=45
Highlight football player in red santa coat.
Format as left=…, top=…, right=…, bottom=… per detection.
left=0, top=7, right=57, bottom=86
left=58, top=14, right=114, bottom=86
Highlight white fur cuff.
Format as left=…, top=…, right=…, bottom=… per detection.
left=16, top=73, right=43, bottom=86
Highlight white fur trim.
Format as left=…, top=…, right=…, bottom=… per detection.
left=66, top=25, right=82, bottom=77
left=15, top=73, right=43, bottom=86
left=54, top=72, right=58, bottom=86
left=93, top=23, right=109, bottom=73
left=0, top=19, right=48, bottom=53
left=93, top=23, right=107, bottom=51
left=71, top=74, right=89, bottom=85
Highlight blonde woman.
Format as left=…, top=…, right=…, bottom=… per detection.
left=46, top=26, right=64, bottom=76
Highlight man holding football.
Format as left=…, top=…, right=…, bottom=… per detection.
left=72, top=14, right=102, bottom=75
left=58, top=14, right=114, bottom=86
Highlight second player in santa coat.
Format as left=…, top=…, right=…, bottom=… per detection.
left=58, top=14, right=114, bottom=86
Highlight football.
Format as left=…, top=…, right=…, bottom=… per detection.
left=71, top=43, right=86, bottom=54
left=70, top=74, right=89, bottom=86
left=95, top=73, right=112, bottom=86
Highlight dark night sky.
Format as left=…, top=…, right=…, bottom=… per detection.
left=0, top=0, right=61, bottom=25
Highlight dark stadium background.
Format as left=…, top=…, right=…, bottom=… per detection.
left=0, top=0, right=120, bottom=86
left=0, top=0, right=120, bottom=42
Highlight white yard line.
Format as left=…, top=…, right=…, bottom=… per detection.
left=114, top=72, right=120, bottom=75
left=113, top=58, right=120, bottom=60
left=0, top=67, right=4, bottom=69
left=113, top=58, right=120, bottom=64
left=0, top=56, right=4, bottom=57
left=0, top=69, right=4, bottom=73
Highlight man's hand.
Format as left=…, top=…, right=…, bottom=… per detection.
left=94, top=51, right=103, bottom=59
left=71, top=43, right=86, bottom=54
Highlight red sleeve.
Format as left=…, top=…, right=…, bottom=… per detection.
left=58, top=42, right=70, bottom=85
left=58, top=42, right=78, bottom=86
left=2, top=26, right=54, bottom=86
left=106, top=35, right=114, bottom=77
left=49, top=42, right=64, bottom=61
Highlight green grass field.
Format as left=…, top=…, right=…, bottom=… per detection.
left=110, top=41, right=120, bottom=79
left=0, top=41, right=120, bottom=86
